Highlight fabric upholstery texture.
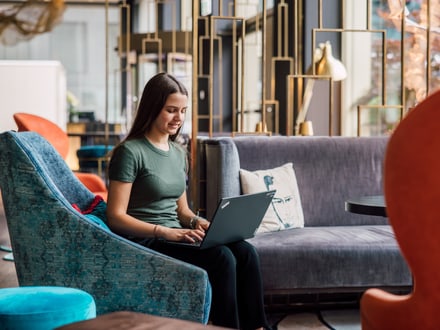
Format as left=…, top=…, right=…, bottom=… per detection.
left=13, top=112, right=108, bottom=200
left=0, top=286, right=96, bottom=330
left=247, top=225, right=410, bottom=292
left=72, top=196, right=110, bottom=231
left=361, top=89, right=440, bottom=329
left=240, top=163, right=304, bottom=233
left=200, top=136, right=412, bottom=295
left=0, top=131, right=211, bottom=324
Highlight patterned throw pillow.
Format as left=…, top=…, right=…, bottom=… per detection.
left=239, top=163, right=304, bottom=233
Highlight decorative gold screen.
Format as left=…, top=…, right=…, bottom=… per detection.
left=112, top=0, right=438, bottom=208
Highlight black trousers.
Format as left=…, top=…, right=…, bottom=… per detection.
left=145, top=239, right=268, bottom=330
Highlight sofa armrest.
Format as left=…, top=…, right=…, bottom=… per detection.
left=204, top=138, right=241, bottom=219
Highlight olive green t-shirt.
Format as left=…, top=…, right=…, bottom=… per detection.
left=108, top=137, right=187, bottom=228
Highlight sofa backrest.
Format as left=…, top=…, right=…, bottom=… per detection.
left=199, top=136, right=389, bottom=227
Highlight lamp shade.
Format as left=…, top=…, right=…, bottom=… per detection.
left=308, top=41, right=347, bottom=81
left=295, top=41, right=347, bottom=135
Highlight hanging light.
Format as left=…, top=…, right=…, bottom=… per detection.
left=0, top=0, right=65, bottom=46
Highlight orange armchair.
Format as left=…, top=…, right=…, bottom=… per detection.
left=360, top=89, right=440, bottom=329
left=13, top=113, right=108, bottom=201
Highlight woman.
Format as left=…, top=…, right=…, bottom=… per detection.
left=106, top=72, right=269, bottom=330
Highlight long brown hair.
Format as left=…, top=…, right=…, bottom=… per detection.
left=125, top=72, right=188, bottom=142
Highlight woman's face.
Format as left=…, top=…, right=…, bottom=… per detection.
left=153, top=92, right=188, bottom=136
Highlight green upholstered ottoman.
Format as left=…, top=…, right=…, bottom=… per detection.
left=0, top=286, right=96, bottom=330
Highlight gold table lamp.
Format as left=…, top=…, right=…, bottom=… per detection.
left=295, top=41, right=347, bottom=135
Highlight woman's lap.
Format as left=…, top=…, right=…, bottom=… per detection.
left=140, top=239, right=267, bottom=329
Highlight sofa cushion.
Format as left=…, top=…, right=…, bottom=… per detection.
left=248, top=225, right=412, bottom=292
left=240, top=163, right=304, bottom=233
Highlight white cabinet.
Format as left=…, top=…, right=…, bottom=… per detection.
left=0, top=60, right=67, bottom=133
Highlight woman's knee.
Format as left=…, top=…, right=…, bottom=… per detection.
left=208, top=246, right=237, bottom=271
left=230, top=240, right=260, bottom=264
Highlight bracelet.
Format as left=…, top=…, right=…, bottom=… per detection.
left=153, top=225, right=158, bottom=238
left=190, top=216, right=201, bottom=229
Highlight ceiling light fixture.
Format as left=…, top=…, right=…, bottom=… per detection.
left=0, top=0, right=65, bottom=46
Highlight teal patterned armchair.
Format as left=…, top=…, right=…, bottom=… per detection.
left=0, top=131, right=211, bottom=323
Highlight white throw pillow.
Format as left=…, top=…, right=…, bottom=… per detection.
left=239, top=163, right=304, bottom=233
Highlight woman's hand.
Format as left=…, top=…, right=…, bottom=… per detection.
left=158, top=226, right=206, bottom=243
left=194, top=218, right=210, bottom=231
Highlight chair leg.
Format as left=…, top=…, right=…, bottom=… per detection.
left=3, top=253, right=13, bottom=261
left=1, top=245, right=14, bottom=261
left=0, top=245, right=12, bottom=252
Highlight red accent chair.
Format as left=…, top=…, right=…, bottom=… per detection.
left=360, top=89, right=440, bottom=329
left=13, top=113, right=108, bottom=201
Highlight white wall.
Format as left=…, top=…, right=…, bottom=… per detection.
left=0, top=60, right=67, bottom=132
left=341, top=2, right=373, bottom=136
left=0, top=5, right=121, bottom=125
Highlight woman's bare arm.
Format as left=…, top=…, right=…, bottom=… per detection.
left=106, top=180, right=206, bottom=242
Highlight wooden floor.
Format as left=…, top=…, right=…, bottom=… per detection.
left=0, top=193, right=19, bottom=288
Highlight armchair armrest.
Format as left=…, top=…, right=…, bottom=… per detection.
left=12, top=206, right=211, bottom=323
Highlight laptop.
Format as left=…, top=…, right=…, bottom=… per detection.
left=163, top=190, right=276, bottom=249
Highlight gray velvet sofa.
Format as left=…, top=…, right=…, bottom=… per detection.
left=196, top=136, right=412, bottom=303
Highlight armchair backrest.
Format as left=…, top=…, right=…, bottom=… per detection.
left=13, top=112, right=70, bottom=159
left=13, top=113, right=108, bottom=199
left=360, top=89, right=440, bottom=330
left=0, top=131, right=99, bottom=283
left=0, top=131, right=94, bottom=209
left=385, top=89, right=440, bottom=303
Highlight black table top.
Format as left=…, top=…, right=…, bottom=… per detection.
left=345, top=195, right=387, bottom=217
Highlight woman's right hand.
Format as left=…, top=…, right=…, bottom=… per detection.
left=157, top=226, right=206, bottom=243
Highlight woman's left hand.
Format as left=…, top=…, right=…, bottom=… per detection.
left=195, top=218, right=210, bottom=231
